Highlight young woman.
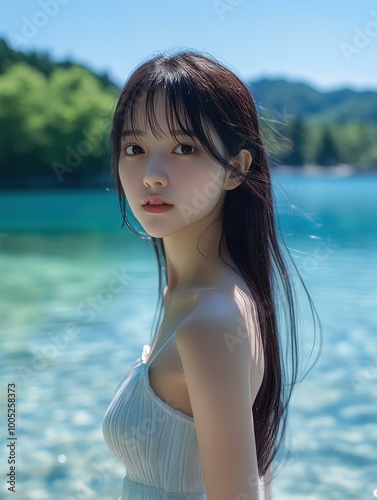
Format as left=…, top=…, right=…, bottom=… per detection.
left=102, top=50, right=321, bottom=500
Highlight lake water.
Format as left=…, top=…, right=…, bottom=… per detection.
left=0, top=171, right=376, bottom=499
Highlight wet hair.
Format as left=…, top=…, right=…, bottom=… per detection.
left=110, top=50, right=322, bottom=482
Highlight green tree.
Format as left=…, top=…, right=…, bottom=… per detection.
left=332, top=122, right=377, bottom=167
left=314, top=127, right=341, bottom=166
left=41, top=65, right=115, bottom=185
left=280, top=115, right=307, bottom=166
left=0, top=63, right=48, bottom=178
left=0, top=62, right=116, bottom=187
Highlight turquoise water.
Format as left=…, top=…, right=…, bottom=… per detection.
left=0, top=172, right=376, bottom=499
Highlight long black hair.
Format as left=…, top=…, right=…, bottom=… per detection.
left=109, top=50, right=322, bottom=481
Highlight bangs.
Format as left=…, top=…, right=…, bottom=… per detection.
left=118, top=76, right=229, bottom=166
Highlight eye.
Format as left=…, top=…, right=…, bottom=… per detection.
left=174, top=144, right=196, bottom=155
left=124, top=144, right=144, bottom=156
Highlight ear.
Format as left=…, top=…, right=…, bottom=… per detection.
left=224, top=149, right=252, bottom=191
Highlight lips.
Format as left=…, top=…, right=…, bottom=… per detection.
left=142, top=195, right=173, bottom=206
left=143, top=204, right=173, bottom=213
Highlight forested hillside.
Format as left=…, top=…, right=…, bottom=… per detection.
left=250, top=78, right=377, bottom=123
left=0, top=39, right=376, bottom=189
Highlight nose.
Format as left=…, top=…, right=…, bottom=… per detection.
left=143, top=155, right=168, bottom=188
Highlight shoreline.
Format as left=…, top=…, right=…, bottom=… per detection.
left=271, top=163, right=377, bottom=177
left=1, top=164, right=377, bottom=191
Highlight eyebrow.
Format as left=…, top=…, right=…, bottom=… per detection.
left=121, top=129, right=197, bottom=139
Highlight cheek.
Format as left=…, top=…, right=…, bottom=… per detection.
left=175, top=163, right=227, bottom=221
left=180, top=155, right=222, bottom=181
left=118, top=164, right=139, bottom=198
left=180, top=163, right=225, bottom=201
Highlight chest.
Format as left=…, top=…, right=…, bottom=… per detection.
left=147, top=339, right=194, bottom=418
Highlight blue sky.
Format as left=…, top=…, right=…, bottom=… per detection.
left=1, top=0, right=377, bottom=90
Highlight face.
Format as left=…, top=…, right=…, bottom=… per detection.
left=118, top=91, right=231, bottom=239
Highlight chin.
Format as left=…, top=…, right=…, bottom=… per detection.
left=148, top=230, right=180, bottom=239
left=139, top=224, right=175, bottom=239
left=140, top=222, right=188, bottom=239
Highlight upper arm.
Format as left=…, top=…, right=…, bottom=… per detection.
left=176, top=298, right=263, bottom=500
left=264, top=464, right=273, bottom=500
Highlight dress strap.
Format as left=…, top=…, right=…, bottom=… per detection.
left=147, top=330, right=178, bottom=366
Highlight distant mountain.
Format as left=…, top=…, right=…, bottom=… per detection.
left=1, top=38, right=376, bottom=125
left=248, top=78, right=377, bottom=124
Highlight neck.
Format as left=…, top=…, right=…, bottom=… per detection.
left=162, top=216, right=237, bottom=297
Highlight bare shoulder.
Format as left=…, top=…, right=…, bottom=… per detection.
left=185, top=283, right=258, bottom=318
left=175, top=286, right=262, bottom=376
